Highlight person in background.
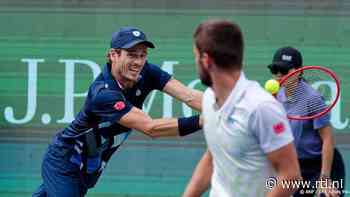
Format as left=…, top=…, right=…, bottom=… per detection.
left=267, top=46, right=345, bottom=197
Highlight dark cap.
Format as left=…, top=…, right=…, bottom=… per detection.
left=110, top=27, right=155, bottom=49
left=268, top=46, right=303, bottom=69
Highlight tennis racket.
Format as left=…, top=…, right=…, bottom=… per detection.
left=277, top=66, right=340, bottom=120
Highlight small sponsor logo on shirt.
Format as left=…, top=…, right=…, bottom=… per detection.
left=273, top=122, right=285, bottom=134
left=114, top=101, right=126, bottom=111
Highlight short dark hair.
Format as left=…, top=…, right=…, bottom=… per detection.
left=194, top=20, right=244, bottom=70
left=106, top=48, right=121, bottom=64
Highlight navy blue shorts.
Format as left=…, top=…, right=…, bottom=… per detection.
left=32, top=141, right=88, bottom=197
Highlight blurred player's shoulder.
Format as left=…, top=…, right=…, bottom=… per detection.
left=244, top=80, right=290, bottom=120
left=244, top=80, right=280, bottom=107
left=202, top=88, right=216, bottom=117
left=203, top=88, right=215, bottom=104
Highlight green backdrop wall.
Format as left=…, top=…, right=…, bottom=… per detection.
left=0, top=0, right=349, bottom=196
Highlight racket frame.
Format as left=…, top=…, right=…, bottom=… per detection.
left=278, top=65, right=340, bottom=120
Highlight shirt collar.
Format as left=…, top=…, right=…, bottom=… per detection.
left=219, top=71, right=249, bottom=118
left=102, top=63, right=122, bottom=91
left=102, top=62, right=147, bottom=91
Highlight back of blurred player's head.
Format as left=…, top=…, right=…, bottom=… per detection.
left=193, top=19, right=244, bottom=71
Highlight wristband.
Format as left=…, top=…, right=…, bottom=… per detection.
left=178, top=115, right=201, bottom=136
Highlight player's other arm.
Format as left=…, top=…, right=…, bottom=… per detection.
left=119, top=106, right=201, bottom=138
left=144, top=78, right=203, bottom=137
left=311, top=96, right=335, bottom=179
left=317, top=125, right=340, bottom=196
left=163, top=78, right=203, bottom=112
left=93, top=88, right=200, bottom=137
left=251, top=101, right=301, bottom=197
left=319, top=125, right=334, bottom=178
left=182, top=150, right=212, bottom=197
left=266, top=143, right=301, bottom=197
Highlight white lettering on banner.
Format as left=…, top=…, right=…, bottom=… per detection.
left=161, top=61, right=177, bottom=117
left=57, top=59, right=101, bottom=123
left=312, top=81, right=349, bottom=130
left=142, top=89, right=156, bottom=115
left=4, top=59, right=43, bottom=124
left=142, top=61, right=178, bottom=115
left=2, top=58, right=349, bottom=132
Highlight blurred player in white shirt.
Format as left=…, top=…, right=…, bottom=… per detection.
left=182, top=19, right=302, bottom=197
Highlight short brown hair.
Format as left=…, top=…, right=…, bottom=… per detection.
left=194, top=19, right=244, bottom=70
left=106, top=48, right=121, bottom=64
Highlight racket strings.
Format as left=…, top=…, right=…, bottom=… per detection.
left=283, top=71, right=332, bottom=117
left=286, top=97, right=328, bottom=116
left=277, top=66, right=339, bottom=120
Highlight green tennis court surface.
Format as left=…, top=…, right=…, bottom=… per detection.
left=0, top=137, right=206, bottom=197
left=0, top=141, right=350, bottom=197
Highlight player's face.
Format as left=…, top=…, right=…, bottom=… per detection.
left=193, top=45, right=212, bottom=87
left=117, top=44, right=148, bottom=83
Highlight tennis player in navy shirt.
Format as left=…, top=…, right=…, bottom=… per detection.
left=33, top=26, right=203, bottom=197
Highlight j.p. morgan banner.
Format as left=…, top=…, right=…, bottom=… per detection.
left=2, top=58, right=349, bottom=132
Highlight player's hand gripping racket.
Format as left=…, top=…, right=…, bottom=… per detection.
left=276, top=66, right=340, bottom=120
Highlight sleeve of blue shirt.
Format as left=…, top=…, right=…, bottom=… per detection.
left=309, top=94, right=331, bottom=129
left=146, top=63, right=172, bottom=90
left=91, top=89, right=133, bottom=123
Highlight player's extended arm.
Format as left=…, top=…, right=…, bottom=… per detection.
left=266, top=143, right=302, bottom=197
left=163, top=78, right=203, bottom=112
left=182, top=150, right=212, bottom=197
left=119, top=106, right=201, bottom=138
left=319, top=125, right=335, bottom=178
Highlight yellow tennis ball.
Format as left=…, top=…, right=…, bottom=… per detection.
left=264, top=79, right=280, bottom=94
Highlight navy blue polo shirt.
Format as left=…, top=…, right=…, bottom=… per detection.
left=54, top=62, right=171, bottom=174
left=276, top=80, right=330, bottom=159
left=61, top=62, right=172, bottom=139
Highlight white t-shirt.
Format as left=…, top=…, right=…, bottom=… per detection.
left=202, top=72, right=294, bottom=197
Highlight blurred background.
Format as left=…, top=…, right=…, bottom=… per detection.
left=0, top=0, right=349, bottom=196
